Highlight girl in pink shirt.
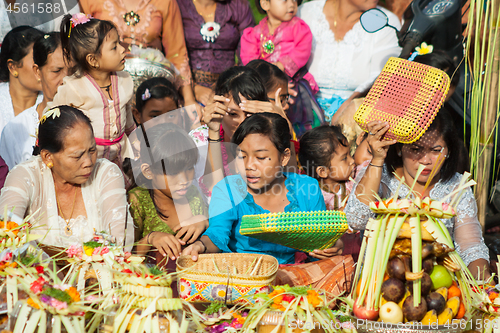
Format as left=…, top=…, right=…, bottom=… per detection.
left=240, top=0, right=318, bottom=94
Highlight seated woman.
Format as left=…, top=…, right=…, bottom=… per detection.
left=0, top=105, right=134, bottom=249
left=128, top=122, right=208, bottom=262
left=344, top=109, right=490, bottom=279
left=183, top=112, right=341, bottom=263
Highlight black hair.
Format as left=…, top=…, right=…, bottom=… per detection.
left=136, top=123, right=199, bottom=219
left=0, top=26, right=44, bottom=82
left=255, top=0, right=302, bottom=14
left=231, top=112, right=290, bottom=156
left=214, top=66, right=268, bottom=105
left=139, top=123, right=199, bottom=177
left=298, top=125, right=349, bottom=179
left=246, top=59, right=289, bottom=94
left=414, top=50, right=460, bottom=88
left=34, top=105, right=93, bottom=155
left=60, top=14, right=117, bottom=76
left=33, top=32, right=61, bottom=68
left=135, top=77, right=180, bottom=113
left=385, top=107, right=469, bottom=182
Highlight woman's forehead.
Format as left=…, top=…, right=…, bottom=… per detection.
left=411, top=130, right=446, bottom=147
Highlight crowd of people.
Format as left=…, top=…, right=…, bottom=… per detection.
left=0, top=0, right=491, bottom=293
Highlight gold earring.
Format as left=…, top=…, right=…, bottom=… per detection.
left=37, top=78, right=41, bottom=82
left=13, top=72, right=18, bottom=78
left=46, top=162, right=53, bottom=168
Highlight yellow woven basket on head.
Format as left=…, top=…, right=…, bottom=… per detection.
left=176, top=253, right=278, bottom=305
left=354, top=57, right=450, bottom=144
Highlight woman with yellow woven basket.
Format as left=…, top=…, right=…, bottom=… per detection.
left=345, top=110, right=491, bottom=280
left=182, top=112, right=354, bottom=296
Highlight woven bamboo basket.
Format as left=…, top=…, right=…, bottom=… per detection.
left=354, top=57, right=450, bottom=144
left=240, top=211, right=348, bottom=253
left=176, top=253, right=278, bottom=305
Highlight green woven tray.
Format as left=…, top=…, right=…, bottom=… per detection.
left=239, top=211, right=348, bottom=253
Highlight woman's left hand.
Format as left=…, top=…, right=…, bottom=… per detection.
left=309, top=238, right=344, bottom=260
left=174, top=216, right=209, bottom=244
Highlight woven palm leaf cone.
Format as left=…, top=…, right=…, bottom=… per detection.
left=466, top=0, right=500, bottom=229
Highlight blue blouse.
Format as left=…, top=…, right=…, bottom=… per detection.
left=204, top=172, right=326, bottom=264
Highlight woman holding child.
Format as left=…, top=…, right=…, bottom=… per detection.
left=345, top=110, right=490, bottom=279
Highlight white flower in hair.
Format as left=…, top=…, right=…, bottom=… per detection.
left=40, top=107, right=61, bottom=124
left=142, top=88, right=151, bottom=101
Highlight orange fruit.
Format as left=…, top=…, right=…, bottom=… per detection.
left=455, top=302, right=465, bottom=319
left=448, top=285, right=462, bottom=299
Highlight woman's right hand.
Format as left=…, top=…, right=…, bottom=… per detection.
left=366, top=121, right=397, bottom=165
left=194, top=84, right=214, bottom=107
left=181, top=241, right=205, bottom=261
left=149, top=232, right=185, bottom=260
left=202, top=95, right=230, bottom=133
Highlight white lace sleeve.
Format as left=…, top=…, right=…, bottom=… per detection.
left=94, top=161, right=134, bottom=251
left=0, top=163, right=33, bottom=219
left=452, top=187, right=489, bottom=267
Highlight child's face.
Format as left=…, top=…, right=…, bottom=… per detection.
left=321, top=144, right=355, bottom=182
left=267, top=82, right=289, bottom=111
left=235, top=133, right=290, bottom=192
left=95, top=29, right=126, bottom=72
left=262, top=0, right=297, bottom=22
left=354, top=135, right=373, bottom=166
left=221, top=95, right=252, bottom=141
left=134, top=97, right=180, bottom=125
left=148, top=167, right=195, bottom=200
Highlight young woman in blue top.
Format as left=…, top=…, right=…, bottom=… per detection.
left=182, top=112, right=343, bottom=264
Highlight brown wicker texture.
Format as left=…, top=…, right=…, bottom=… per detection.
left=354, top=57, right=450, bottom=144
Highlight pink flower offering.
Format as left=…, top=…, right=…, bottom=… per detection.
left=92, top=247, right=110, bottom=255
left=50, top=299, right=68, bottom=310
left=0, top=251, right=12, bottom=262
left=70, top=13, right=92, bottom=28
left=30, top=277, right=46, bottom=293
left=67, top=244, right=83, bottom=258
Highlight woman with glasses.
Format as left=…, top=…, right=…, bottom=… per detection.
left=345, top=109, right=490, bottom=279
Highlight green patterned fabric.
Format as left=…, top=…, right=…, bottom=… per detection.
left=128, top=186, right=207, bottom=240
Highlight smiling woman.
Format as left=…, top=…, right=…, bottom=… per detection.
left=0, top=105, right=134, bottom=249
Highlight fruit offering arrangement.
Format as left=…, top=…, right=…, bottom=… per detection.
left=201, top=302, right=249, bottom=333
left=350, top=171, right=480, bottom=326
left=96, top=263, right=202, bottom=333
left=0, top=216, right=40, bottom=251
left=8, top=259, right=96, bottom=333
left=241, top=285, right=342, bottom=333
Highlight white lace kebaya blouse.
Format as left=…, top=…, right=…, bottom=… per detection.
left=297, top=1, right=402, bottom=100
left=344, top=166, right=490, bottom=267
left=0, top=156, right=134, bottom=250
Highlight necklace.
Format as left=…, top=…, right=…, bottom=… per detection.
left=193, top=0, right=220, bottom=42
left=123, top=11, right=140, bottom=26
left=55, top=186, right=78, bottom=236
left=100, top=83, right=112, bottom=100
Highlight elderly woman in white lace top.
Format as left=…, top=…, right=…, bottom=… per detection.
left=345, top=110, right=490, bottom=279
left=0, top=105, right=134, bottom=250
left=297, top=0, right=401, bottom=122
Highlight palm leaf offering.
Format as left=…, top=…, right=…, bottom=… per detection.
left=240, top=211, right=348, bottom=253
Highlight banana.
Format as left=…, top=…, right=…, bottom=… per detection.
left=421, top=310, right=438, bottom=326
left=438, top=308, right=454, bottom=325
left=446, top=296, right=460, bottom=317
left=435, top=287, right=448, bottom=300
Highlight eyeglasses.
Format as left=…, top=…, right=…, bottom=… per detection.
left=269, top=94, right=290, bottom=108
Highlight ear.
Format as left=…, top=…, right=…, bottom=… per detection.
left=140, top=163, right=153, bottom=180
left=86, top=53, right=99, bottom=69
left=280, top=147, right=291, bottom=167
left=40, top=149, right=53, bottom=167
left=316, top=166, right=329, bottom=179
left=33, top=64, right=41, bottom=82
left=7, top=59, right=18, bottom=76
left=132, top=107, right=142, bottom=125
left=260, top=0, right=270, bottom=11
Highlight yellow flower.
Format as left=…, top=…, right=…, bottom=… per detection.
left=415, top=42, right=433, bottom=56
left=307, top=290, right=322, bottom=307
left=84, top=246, right=93, bottom=256
left=27, top=298, right=40, bottom=309
left=66, top=286, right=80, bottom=302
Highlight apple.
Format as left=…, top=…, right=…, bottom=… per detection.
left=379, top=301, right=404, bottom=324
left=429, top=265, right=453, bottom=290
left=353, top=301, right=379, bottom=321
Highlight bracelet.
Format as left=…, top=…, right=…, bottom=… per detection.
left=147, top=232, right=155, bottom=245
left=369, top=162, right=384, bottom=168
left=207, top=137, right=223, bottom=143
left=197, top=239, right=207, bottom=253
